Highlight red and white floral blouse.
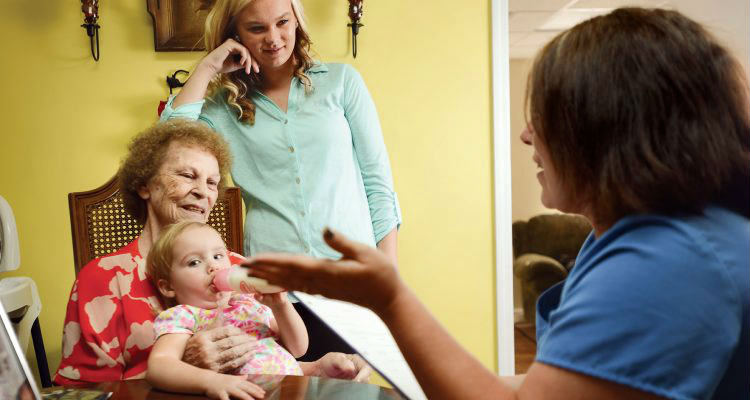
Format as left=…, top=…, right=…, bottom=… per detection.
left=54, top=238, right=244, bottom=385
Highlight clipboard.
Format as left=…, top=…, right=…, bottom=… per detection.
left=293, top=291, right=427, bottom=400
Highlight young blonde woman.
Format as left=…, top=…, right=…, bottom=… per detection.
left=160, top=0, right=401, bottom=265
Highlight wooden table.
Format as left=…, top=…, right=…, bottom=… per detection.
left=43, top=376, right=404, bottom=400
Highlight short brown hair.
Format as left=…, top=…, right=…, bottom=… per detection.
left=147, top=221, right=213, bottom=307
left=118, top=119, right=232, bottom=223
left=527, top=7, right=750, bottom=225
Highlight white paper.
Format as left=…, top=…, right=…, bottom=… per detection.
left=292, top=291, right=427, bottom=400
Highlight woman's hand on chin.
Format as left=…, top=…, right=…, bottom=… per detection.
left=200, top=38, right=259, bottom=77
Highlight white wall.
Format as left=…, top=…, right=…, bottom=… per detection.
left=509, top=59, right=555, bottom=223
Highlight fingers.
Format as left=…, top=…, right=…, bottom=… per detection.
left=246, top=253, right=320, bottom=268
left=244, top=255, right=321, bottom=290
left=228, top=376, right=265, bottom=400
left=214, top=38, right=257, bottom=76
left=215, top=333, right=254, bottom=349
left=205, top=325, right=243, bottom=342
left=322, top=227, right=368, bottom=261
left=218, top=351, right=252, bottom=373
left=217, top=341, right=257, bottom=372
left=228, top=38, right=258, bottom=75
left=353, top=362, right=373, bottom=382
left=335, top=358, right=357, bottom=379
left=241, top=380, right=266, bottom=398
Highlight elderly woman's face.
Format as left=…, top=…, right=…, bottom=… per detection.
left=138, top=141, right=221, bottom=227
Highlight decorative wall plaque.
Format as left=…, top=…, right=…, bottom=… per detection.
left=146, top=0, right=208, bottom=51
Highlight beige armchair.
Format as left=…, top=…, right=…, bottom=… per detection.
left=513, top=214, right=591, bottom=323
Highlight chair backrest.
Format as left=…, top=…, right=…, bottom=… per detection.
left=68, top=175, right=243, bottom=275
left=512, top=213, right=591, bottom=269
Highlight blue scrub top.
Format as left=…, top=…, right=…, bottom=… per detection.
left=536, top=206, right=749, bottom=400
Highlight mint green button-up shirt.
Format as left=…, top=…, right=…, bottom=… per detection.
left=161, top=62, right=401, bottom=258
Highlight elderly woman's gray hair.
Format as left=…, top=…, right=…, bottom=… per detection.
left=118, top=119, right=232, bottom=223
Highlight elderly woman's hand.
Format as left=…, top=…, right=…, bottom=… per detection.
left=301, top=353, right=372, bottom=383
left=244, top=228, right=404, bottom=315
left=183, top=325, right=257, bottom=373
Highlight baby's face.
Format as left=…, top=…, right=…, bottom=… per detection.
left=167, top=225, right=232, bottom=308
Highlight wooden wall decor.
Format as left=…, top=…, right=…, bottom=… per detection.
left=146, top=0, right=208, bottom=51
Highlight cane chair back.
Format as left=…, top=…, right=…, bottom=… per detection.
left=68, top=175, right=243, bottom=275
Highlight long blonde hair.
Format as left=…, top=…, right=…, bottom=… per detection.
left=201, top=0, right=315, bottom=124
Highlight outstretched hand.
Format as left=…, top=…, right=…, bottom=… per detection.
left=243, top=228, right=404, bottom=314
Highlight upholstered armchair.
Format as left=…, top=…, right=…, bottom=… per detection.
left=513, top=214, right=592, bottom=323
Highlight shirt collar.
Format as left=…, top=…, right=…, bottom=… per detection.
left=307, top=61, right=328, bottom=74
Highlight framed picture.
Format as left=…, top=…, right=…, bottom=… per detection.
left=146, top=0, right=208, bottom=51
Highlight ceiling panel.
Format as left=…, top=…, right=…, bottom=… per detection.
left=509, top=0, right=748, bottom=67
left=510, top=45, right=542, bottom=59
left=509, top=0, right=573, bottom=12
left=509, top=12, right=555, bottom=32
left=514, top=31, right=561, bottom=47
left=538, top=9, right=612, bottom=30
left=509, top=32, right=530, bottom=46
left=569, top=0, right=668, bottom=9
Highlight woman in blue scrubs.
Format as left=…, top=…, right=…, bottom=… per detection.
left=246, top=7, right=750, bottom=400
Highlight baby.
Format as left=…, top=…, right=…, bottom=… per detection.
left=145, top=221, right=307, bottom=399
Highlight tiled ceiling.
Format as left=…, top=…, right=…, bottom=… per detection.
left=509, top=0, right=750, bottom=68
left=509, top=0, right=671, bottom=59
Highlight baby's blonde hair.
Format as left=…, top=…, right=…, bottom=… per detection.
left=147, top=221, right=215, bottom=307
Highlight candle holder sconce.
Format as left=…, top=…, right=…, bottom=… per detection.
left=347, top=0, right=364, bottom=58
left=81, top=0, right=100, bottom=61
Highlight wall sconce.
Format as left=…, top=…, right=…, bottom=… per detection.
left=347, top=0, right=363, bottom=58
left=81, top=0, right=101, bottom=61
left=166, top=70, right=189, bottom=94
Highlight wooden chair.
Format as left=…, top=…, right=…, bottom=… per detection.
left=68, top=175, right=244, bottom=275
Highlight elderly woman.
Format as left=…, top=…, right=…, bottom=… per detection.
left=54, top=119, right=370, bottom=386
left=246, top=8, right=749, bottom=400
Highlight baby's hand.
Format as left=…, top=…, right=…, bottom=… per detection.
left=254, top=292, right=289, bottom=309
left=204, top=374, right=265, bottom=400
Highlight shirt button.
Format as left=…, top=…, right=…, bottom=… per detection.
left=295, top=177, right=301, bottom=184
left=304, top=245, right=310, bottom=252
left=300, top=211, right=306, bottom=216
left=289, top=146, right=295, bottom=153
left=284, top=120, right=289, bottom=125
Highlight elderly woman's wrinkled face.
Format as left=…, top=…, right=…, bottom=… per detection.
left=138, top=141, right=220, bottom=227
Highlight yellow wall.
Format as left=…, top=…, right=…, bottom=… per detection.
left=0, top=0, right=496, bottom=381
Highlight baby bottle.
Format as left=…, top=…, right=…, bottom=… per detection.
left=213, top=266, right=284, bottom=294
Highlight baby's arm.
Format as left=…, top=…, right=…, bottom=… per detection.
left=147, top=333, right=264, bottom=400
left=260, top=293, right=309, bottom=358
